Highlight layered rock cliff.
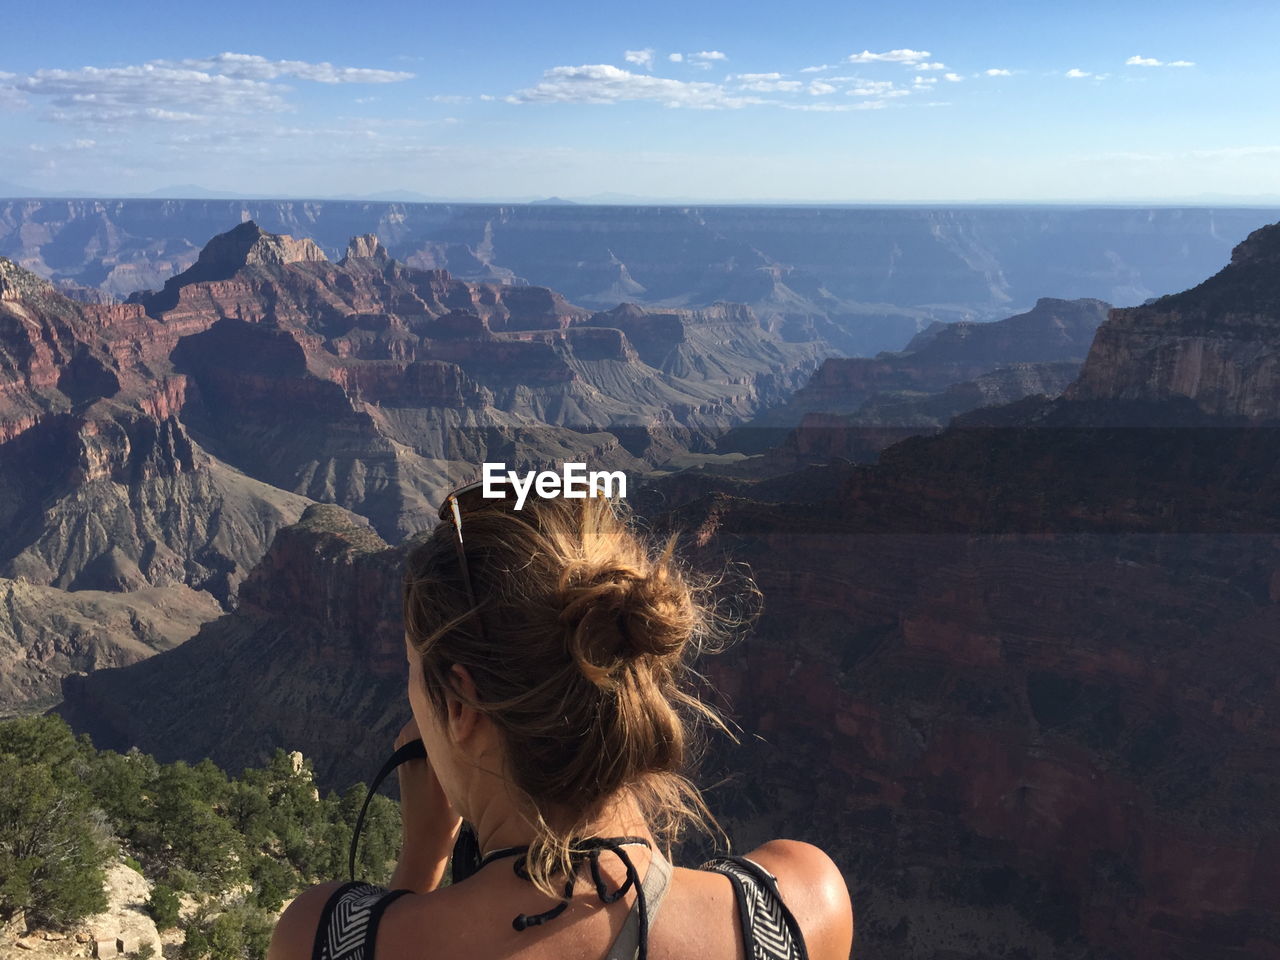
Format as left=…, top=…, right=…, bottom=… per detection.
left=0, top=579, right=220, bottom=715
left=117, top=221, right=828, bottom=539
left=775, top=297, right=1107, bottom=417
left=0, top=221, right=828, bottom=712
left=58, top=504, right=410, bottom=783
left=1069, top=221, right=1280, bottom=419
left=720, top=297, right=1109, bottom=461
left=0, top=256, right=313, bottom=708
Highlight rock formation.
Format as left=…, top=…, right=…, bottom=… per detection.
left=1069, top=221, right=1280, bottom=420
left=58, top=504, right=410, bottom=786
left=0, top=220, right=828, bottom=713
left=342, top=233, right=390, bottom=263
left=720, top=297, right=1109, bottom=462
left=0, top=253, right=313, bottom=708
left=0, top=579, right=219, bottom=715
left=113, top=221, right=828, bottom=540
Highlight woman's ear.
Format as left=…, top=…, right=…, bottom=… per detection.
left=445, top=664, right=481, bottom=746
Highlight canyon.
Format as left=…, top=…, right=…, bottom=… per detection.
left=48, top=222, right=1280, bottom=958
left=720, top=296, right=1110, bottom=464
left=0, top=220, right=828, bottom=709
left=1, top=203, right=1277, bottom=957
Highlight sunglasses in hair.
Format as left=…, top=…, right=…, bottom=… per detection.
left=437, top=479, right=519, bottom=646
left=437, top=474, right=617, bottom=642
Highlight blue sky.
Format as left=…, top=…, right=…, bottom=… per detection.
left=2, top=0, right=1277, bottom=202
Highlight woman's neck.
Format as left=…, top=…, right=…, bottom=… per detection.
left=470, top=789, right=655, bottom=861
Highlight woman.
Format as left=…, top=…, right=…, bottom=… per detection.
left=269, top=483, right=854, bottom=960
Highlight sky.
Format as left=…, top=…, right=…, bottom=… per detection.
left=1, top=0, right=1278, bottom=203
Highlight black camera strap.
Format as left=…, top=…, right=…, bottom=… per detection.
left=347, top=737, right=481, bottom=884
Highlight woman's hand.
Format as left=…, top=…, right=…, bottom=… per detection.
left=389, top=719, right=462, bottom=893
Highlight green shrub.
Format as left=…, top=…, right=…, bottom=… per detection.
left=250, top=854, right=298, bottom=913
left=166, top=866, right=202, bottom=895
left=146, top=883, right=182, bottom=930
left=0, top=723, right=112, bottom=929
left=0, top=715, right=405, bottom=939
left=179, top=922, right=211, bottom=960
left=148, top=763, right=248, bottom=893
left=182, top=903, right=275, bottom=960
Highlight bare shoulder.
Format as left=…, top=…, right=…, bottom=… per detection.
left=267, top=881, right=347, bottom=960
left=744, top=840, right=855, bottom=960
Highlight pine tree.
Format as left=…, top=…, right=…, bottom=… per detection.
left=0, top=719, right=112, bottom=928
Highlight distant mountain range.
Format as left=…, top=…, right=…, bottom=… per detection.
left=4, top=200, right=1279, bottom=363
left=3, top=180, right=1280, bottom=205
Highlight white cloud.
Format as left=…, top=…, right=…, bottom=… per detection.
left=849, top=87, right=909, bottom=98
left=800, top=64, right=834, bottom=73
left=50, top=106, right=206, bottom=124
left=158, top=52, right=413, bottom=83
left=17, top=64, right=287, bottom=123
left=913, top=76, right=938, bottom=85
left=624, top=48, right=655, bottom=71
left=944, top=73, right=963, bottom=82
left=984, top=68, right=1012, bottom=76
left=1121, top=55, right=1194, bottom=72
left=1066, top=68, right=1091, bottom=78
left=11, top=53, right=414, bottom=127
left=914, top=62, right=947, bottom=71
left=668, top=53, right=684, bottom=63
left=508, top=64, right=757, bottom=109
left=478, top=94, right=496, bottom=101
left=430, top=94, right=471, bottom=103
left=737, top=79, right=803, bottom=92
left=685, top=51, right=727, bottom=70
left=846, top=80, right=898, bottom=96
left=504, top=62, right=916, bottom=112
left=27, top=137, right=99, bottom=153
left=846, top=48, right=931, bottom=64
left=0, top=82, right=25, bottom=110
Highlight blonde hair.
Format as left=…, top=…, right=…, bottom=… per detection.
left=402, top=492, right=754, bottom=897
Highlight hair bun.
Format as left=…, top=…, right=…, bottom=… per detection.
left=558, top=561, right=693, bottom=688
